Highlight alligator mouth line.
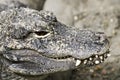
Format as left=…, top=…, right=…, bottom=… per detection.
left=39, top=49, right=110, bottom=66
left=47, top=50, right=110, bottom=66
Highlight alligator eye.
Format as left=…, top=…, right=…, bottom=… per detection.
left=34, top=31, right=50, bottom=38
left=34, top=31, right=49, bottom=36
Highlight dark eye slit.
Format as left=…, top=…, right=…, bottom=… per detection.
left=34, top=31, right=49, bottom=36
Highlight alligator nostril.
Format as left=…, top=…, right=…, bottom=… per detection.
left=94, top=32, right=108, bottom=45
left=95, top=32, right=106, bottom=41
left=97, top=36, right=101, bottom=40
left=99, top=34, right=107, bottom=43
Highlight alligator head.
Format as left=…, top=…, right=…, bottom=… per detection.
left=0, top=8, right=110, bottom=75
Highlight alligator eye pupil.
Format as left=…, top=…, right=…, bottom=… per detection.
left=34, top=31, right=49, bottom=36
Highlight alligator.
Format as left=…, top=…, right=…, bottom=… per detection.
left=0, top=0, right=110, bottom=80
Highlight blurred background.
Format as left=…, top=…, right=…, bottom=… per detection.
left=2, top=0, right=120, bottom=80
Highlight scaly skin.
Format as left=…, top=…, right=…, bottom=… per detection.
left=0, top=7, right=110, bottom=77
left=0, top=0, right=27, bottom=11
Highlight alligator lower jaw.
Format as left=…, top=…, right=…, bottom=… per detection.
left=2, top=49, right=110, bottom=75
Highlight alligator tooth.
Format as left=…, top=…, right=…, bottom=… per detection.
left=75, top=60, right=81, bottom=66
left=100, top=60, right=103, bottom=62
left=95, top=55, right=98, bottom=58
left=83, top=60, right=87, bottom=64
left=89, top=57, right=92, bottom=60
left=107, top=53, right=111, bottom=57
left=95, top=60, right=100, bottom=64
left=72, top=58, right=75, bottom=60
left=100, top=56, right=103, bottom=60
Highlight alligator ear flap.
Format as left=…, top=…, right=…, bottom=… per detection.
left=8, top=62, right=45, bottom=75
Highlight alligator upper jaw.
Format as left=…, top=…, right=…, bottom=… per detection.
left=2, top=49, right=110, bottom=75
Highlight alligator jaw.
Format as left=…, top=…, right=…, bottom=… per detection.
left=2, top=49, right=110, bottom=75
left=2, top=49, right=76, bottom=75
